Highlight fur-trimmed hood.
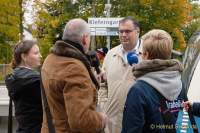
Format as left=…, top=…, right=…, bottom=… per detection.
left=133, top=59, right=184, bottom=101
left=51, top=40, right=86, bottom=61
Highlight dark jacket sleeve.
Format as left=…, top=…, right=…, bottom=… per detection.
left=192, top=102, right=200, bottom=117
left=121, top=85, right=146, bottom=133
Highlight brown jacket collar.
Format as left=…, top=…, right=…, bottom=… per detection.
left=51, top=40, right=99, bottom=89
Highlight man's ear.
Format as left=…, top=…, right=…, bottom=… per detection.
left=81, top=34, right=86, bottom=46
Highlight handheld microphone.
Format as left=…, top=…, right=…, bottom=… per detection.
left=127, top=52, right=138, bottom=65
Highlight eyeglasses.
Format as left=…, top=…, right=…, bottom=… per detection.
left=118, top=29, right=136, bottom=34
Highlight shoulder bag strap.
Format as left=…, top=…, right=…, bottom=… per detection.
left=8, top=98, right=12, bottom=133
left=40, top=74, right=56, bottom=133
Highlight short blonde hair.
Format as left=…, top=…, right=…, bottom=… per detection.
left=141, top=29, right=173, bottom=59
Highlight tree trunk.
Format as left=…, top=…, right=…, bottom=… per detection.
left=19, top=0, right=24, bottom=41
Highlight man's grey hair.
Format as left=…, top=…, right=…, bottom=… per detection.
left=62, top=18, right=90, bottom=44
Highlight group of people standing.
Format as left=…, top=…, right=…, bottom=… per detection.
left=4, top=16, right=200, bottom=133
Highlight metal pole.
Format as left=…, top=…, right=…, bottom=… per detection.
left=106, top=0, right=111, bottom=50
left=90, top=0, right=96, bottom=51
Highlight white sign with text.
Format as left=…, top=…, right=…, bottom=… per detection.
left=88, top=17, right=123, bottom=28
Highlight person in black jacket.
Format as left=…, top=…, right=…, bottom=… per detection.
left=121, top=29, right=184, bottom=133
left=5, top=40, right=43, bottom=133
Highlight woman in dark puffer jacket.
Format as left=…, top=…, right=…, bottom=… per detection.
left=5, top=40, right=43, bottom=133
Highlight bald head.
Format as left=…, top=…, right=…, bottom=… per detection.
left=62, top=18, right=90, bottom=44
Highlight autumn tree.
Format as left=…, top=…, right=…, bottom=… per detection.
left=0, top=0, right=32, bottom=63
left=32, top=0, right=102, bottom=58
left=0, top=0, right=21, bottom=63
left=183, top=3, right=200, bottom=42
left=33, top=0, right=193, bottom=58
left=116, top=0, right=192, bottom=50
